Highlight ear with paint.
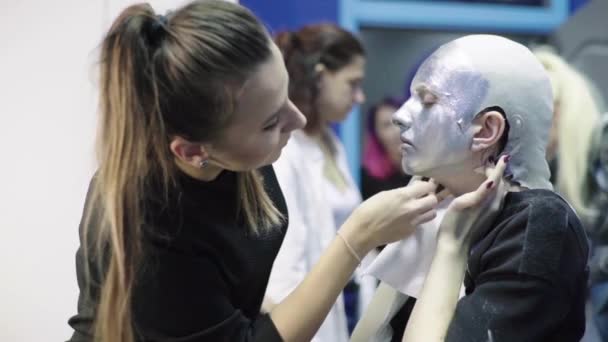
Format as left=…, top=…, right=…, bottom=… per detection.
left=471, top=109, right=507, bottom=161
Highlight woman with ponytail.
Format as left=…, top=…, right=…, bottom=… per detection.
left=67, top=2, right=450, bottom=342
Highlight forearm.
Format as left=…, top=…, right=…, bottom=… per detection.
left=270, top=220, right=371, bottom=342
left=351, top=282, right=407, bottom=342
left=403, top=245, right=467, bottom=342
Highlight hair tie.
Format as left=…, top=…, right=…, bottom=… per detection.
left=150, top=14, right=168, bottom=34
left=157, top=14, right=168, bottom=25
left=147, top=13, right=169, bottom=48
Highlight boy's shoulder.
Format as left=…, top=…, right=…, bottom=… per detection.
left=470, top=189, right=589, bottom=284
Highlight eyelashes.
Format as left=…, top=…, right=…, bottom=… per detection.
left=263, top=120, right=279, bottom=131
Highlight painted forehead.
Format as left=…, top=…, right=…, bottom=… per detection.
left=412, top=45, right=489, bottom=116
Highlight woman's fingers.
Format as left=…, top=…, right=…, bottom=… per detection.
left=409, top=175, right=423, bottom=184
left=408, top=193, right=439, bottom=215
left=485, top=155, right=509, bottom=180
left=451, top=179, right=498, bottom=210
left=451, top=155, right=509, bottom=210
left=435, top=188, right=452, bottom=203
left=404, top=180, right=438, bottom=199
left=412, top=209, right=438, bottom=226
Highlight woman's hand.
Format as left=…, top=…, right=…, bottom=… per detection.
left=341, top=178, right=444, bottom=256
left=437, top=155, right=510, bottom=252
left=400, top=156, right=509, bottom=342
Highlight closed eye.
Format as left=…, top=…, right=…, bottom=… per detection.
left=263, top=115, right=280, bottom=131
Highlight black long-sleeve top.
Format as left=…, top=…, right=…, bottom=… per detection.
left=68, top=166, right=287, bottom=342
left=390, top=189, right=589, bottom=342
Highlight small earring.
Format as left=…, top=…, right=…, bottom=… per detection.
left=199, top=160, right=209, bottom=169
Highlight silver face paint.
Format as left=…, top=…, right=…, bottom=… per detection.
left=393, top=46, right=489, bottom=175
left=393, top=35, right=554, bottom=189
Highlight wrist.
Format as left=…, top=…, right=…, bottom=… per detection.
left=339, top=218, right=374, bottom=259
left=436, top=238, right=470, bottom=258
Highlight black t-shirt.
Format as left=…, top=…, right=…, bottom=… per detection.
left=390, top=189, right=589, bottom=342
left=68, top=166, right=287, bottom=342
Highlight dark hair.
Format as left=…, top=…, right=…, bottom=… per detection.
left=275, top=23, right=365, bottom=134
left=89, top=1, right=281, bottom=341
left=362, top=97, right=405, bottom=179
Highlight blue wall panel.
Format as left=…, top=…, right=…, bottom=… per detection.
left=241, top=0, right=338, bottom=33
left=570, top=0, right=590, bottom=13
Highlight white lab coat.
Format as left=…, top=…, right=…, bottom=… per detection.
left=265, top=130, right=375, bottom=342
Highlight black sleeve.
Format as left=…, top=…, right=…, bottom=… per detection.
left=132, top=247, right=283, bottom=342
left=446, top=198, right=587, bottom=342
left=67, top=244, right=97, bottom=342
left=68, top=178, right=103, bottom=342
left=69, top=235, right=283, bottom=342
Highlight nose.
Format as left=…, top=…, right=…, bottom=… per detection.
left=353, top=87, right=366, bottom=105
left=283, top=100, right=307, bottom=132
left=392, top=102, right=412, bottom=131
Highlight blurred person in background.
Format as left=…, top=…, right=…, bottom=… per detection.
left=534, top=47, right=606, bottom=340
left=586, top=115, right=608, bottom=341
left=361, top=97, right=412, bottom=200
left=534, top=48, right=601, bottom=226
left=263, top=23, right=372, bottom=341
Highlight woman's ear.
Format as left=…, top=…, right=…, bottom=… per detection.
left=315, top=63, right=328, bottom=90
left=471, top=111, right=505, bottom=153
left=314, top=63, right=326, bottom=75
left=169, top=136, right=210, bottom=168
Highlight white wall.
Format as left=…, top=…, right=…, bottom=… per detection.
left=0, top=1, right=102, bottom=340
left=0, top=0, right=232, bottom=340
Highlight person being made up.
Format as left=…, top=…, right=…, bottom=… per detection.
left=263, top=24, right=372, bottom=341
left=352, top=34, right=589, bottom=342
left=361, top=97, right=412, bottom=201
left=66, top=1, right=494, bottom=342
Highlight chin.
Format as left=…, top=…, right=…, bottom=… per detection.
left=263, top=148, right=284, bottom=166
left=328, top=108, right=351, bottom=123
left=402, top=160, right=432, bottom=178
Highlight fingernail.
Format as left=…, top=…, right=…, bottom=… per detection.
left=486, top=181, right=494, bottom=189
left=504, top=155, right=511, bottom=163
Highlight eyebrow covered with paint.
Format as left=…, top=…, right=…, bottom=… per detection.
left=414, top=84, right=440, bottom=104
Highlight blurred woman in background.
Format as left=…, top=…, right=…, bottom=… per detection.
left=263, top=23, right=370, bottom=341
left=361, top=97, right=411, bottom=200
left=534, top=48, right=601, bottom=226
left=534, top=47, right=606, bottom=340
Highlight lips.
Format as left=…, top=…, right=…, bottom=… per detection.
left=400, top=137, right=414, bottom=147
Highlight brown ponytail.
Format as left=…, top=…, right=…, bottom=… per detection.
left=85, top=1, right=280, bottom=341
